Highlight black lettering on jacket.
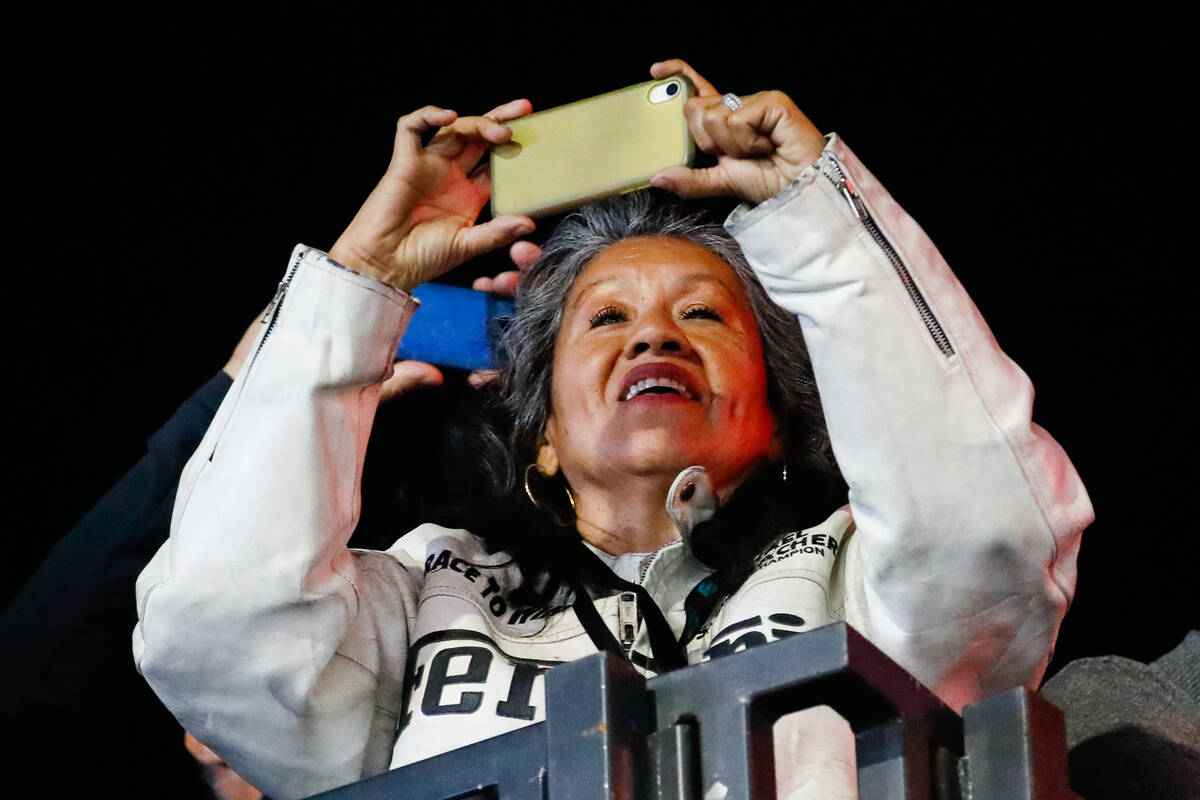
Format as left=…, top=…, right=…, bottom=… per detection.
left=701, top=613, right=809, bottom=660
left=399, top=630, right=557, bottom=732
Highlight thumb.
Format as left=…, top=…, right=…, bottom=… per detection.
left=381, top=360, right=444, bottom=403
left=450, top=214, right=535, bottom=264
left=650, top=165, right=730, bottom=199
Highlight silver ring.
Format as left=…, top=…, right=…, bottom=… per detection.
left=721, top=92, right=743, bottom=112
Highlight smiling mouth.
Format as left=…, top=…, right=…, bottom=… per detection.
left=621, top=377, right=698, bottom=401
left=617, top=362, right=702, bottom=403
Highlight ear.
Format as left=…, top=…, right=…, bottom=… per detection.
left=536, top=439, right=559, bottom=477
left=768, top=422, right=786, bottom=464
left=538, top=410, right=563, bottom=477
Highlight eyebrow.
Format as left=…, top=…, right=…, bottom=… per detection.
left=673, top=272, right=737, bottom=294
left=569, top=272, right=737, bottom=311
left=569, top=277, right=626, bottom=310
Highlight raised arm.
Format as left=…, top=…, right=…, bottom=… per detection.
left=134, top=101, right=536, bottom=800
left=652, top=60, right=1093, bottom=710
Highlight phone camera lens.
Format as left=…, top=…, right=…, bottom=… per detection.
left=666, top=82, right=679, bottom=96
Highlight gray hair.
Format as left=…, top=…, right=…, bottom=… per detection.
left=492, top=191, right=836, bottom=495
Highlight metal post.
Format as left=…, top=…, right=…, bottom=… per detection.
left=961, top=688, right=1079, bottom=800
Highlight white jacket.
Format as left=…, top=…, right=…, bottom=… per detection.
left=134, top=136, right=1093, bottom=800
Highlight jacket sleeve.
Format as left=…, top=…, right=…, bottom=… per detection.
left=134, top=246, right=424, bottom=800
left=727, top=136, right=1094, bottom=711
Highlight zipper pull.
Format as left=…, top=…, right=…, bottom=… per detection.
left=617, top=592, right=638, bottom=655
left=261, top=280, right=289, bottom=323
left=839, top=174, right=869, bottom=222
left=823, top=158, right=869, bottom=222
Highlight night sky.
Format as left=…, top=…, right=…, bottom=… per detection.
left=9, top=4, right=1194, bottom=676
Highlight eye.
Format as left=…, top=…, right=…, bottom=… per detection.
left=588, top=306, right=626, bottom=327
left=681, top=304, right=723, bottom=322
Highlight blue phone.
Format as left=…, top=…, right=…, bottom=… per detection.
left=396, top=283, right=514, bottom=371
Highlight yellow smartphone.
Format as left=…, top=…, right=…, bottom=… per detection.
left=490, top=76, right=695, bottom=219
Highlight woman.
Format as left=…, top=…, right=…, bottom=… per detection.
left=134, top=61, right=1093, bottom=799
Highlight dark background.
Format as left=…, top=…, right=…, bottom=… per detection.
left=7, top=3, right=1194, bottom=677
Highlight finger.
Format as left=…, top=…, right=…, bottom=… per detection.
left=471, top=272, right=517, bottom=294
left=484, top=98, right=533, bottom=123
left=450, top=214, right=536, bottom=263
left=468, top=162, right=492, bottom=194
left=727, top=109, right=776, bottom=157
left=471, top=272, right=520, bottom=294
left=650, top=164, right=731, bottom=199
left=693, top=95, right=774, bottom=158
left=394, top=106, right=458, bottom=157
left=381, top=360, right=444, bottom=403
left=737, top=91, right=824, bottom=164
left=509, top=240, right=542, bottom=269
left=427, top=115, right=513, bottom=168
left=467, top=369, right=500, bottom=389
left=443, top=114, right=514, bottom=146
left=184, top=733, right=223, bottom=767
left=492, top=270, right=521, bottom=296
left=650, top=59, right=719, bottom=97
left=684, top=97, right=718, bottom=154
left=701, top=101, right=748, bottom=158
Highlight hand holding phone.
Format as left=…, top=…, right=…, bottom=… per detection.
left=645, top=60, right=826, bottom=205
left=330, top=99, right=536, bottom=292
left=490, top=77, right=695, bottom=218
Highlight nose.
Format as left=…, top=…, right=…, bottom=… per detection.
left=623, top=308, right=693, bottom=359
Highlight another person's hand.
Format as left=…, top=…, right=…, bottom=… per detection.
left=390, top=239, right=540, bottom=393
left=465, top=240, right=542, bottom=388
left=390, top=242, right=537, bottom=392
left=470, top=239, right=541, bottom=295
left=648, top=60, right=825, bottom=205
left=184, top=733, right=263, bottom=800
left=380, top=360, right=444, bottom=402
left=330, top=99, right=537, bottom=291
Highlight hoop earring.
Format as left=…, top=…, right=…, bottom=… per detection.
left=524, top=463, right=577, bottom=527
left=780, top=460, right=788, bottom=484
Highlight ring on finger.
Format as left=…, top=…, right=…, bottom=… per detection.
left=721, top=93, right=743, bottom=112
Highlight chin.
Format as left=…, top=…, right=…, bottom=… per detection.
left=599, top=445, right=697, bottom=481
left=607, top=447, right=746, bottom=485
left=591, top=426, right=768, bottom=488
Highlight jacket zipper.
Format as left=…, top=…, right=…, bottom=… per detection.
left=178, top=250, right=306, bottom=514
left=636, top=540, right=678, bottom=585
left=251, top=251, right=305, bottom=365
left=617, top=592, right=638, bottom=657
left=821, top=157, right=955, bottom=357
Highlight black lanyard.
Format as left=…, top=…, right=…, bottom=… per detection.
left=564, top=540, right=694, bottom=673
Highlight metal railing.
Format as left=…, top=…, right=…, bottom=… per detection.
left=311, top=623, right=1077, bottom=800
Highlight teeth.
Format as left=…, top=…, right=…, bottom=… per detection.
left=623, top=377, right=693, bottom=401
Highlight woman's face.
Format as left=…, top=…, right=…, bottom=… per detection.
left=543, top=236, right=778, bottom=495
